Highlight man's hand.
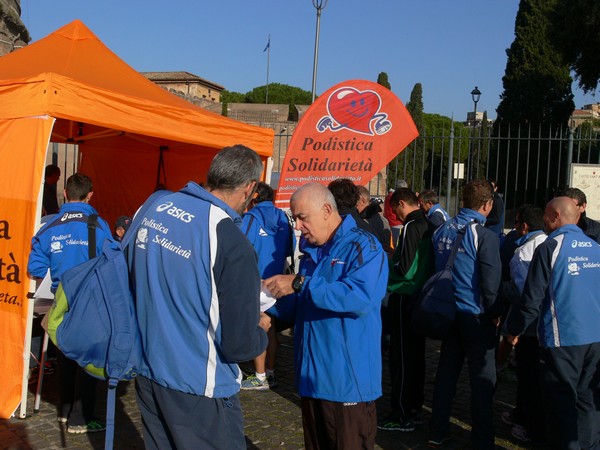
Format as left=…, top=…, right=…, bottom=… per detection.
left=259, top=313, right=271, bottom=332
left=263, top=274, right=297, bottom=298
left=505, top=334, right=519, bottom=346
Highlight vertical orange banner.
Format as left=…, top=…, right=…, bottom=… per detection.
left=275, top=79, right=418, bottom=207
left=0, top=117, right=54, bottom=418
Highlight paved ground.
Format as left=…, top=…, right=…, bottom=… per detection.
left=2, top=335, right=536, bottom=449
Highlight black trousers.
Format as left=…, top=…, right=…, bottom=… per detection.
left=57, top=350, right=98, bottom=426
left=301, top=397, right=377, bottom=450
left=513, top=336, right=544, bottom=438
left=388, top=293, right=425, bottom=418
left=541, top=343, right=600, bottom=450
left=429, top=312, right=498, bottom=450
left=135, top=375, right=245, bottom=450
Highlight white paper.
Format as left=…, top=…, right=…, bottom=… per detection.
left=260, top=285, right=276, bottom=312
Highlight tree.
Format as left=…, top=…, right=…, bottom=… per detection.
left=496, top=0, right=574, bottom=127
left=550, top=0, right=600, bottom=93
left=244, top=83, right=312, bottom=106
left=405, top=83, right=424, bottom=133
left=376, top=72, right=391, bottom=90
left=220, top=89, right=245, bottom=115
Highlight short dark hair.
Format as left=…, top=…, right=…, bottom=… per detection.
left=66, top=173, right=92, bottom=201
left=328, top=178, right=360, bottom=210
left=206, top=145, right=263, bottom=191
left=254, top=181, right=274, bottom=203
left=44, top=164, right=60, bottom=178
left=517, top=204, right=544, bottom=231
left=390, top=187, right=418, bottom=207
left=462, top=180, right=493, bottom=210
left=560, top=187, right=586, bottom=206
left=418, top=189, right=439, bottom=205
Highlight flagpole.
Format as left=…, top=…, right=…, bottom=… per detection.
left=265, top=34, right=270, bottom=104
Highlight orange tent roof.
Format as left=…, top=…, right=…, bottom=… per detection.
left=0, top=20, right=274, bottom=225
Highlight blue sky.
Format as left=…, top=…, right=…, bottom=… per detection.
left=20, top=0, right=596, bottom=120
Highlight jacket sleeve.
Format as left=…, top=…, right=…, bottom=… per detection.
left=392, top=221, right=421, bottom=277
left=505, top=241, right=552, bottom=336
left=27, top=234, right=50, bottom=278
left=213, top=219, right=267, bottom=362
left=306, top=237, right=389, bottom=316
left=477, top=227, right=502, bottom=315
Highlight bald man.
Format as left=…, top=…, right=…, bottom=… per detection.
left=506, top=197, right=600, bottom=449
left=264, top=183, right=388, bottom=449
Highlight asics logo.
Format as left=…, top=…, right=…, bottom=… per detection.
left=156, top=202, right=195, bottom=223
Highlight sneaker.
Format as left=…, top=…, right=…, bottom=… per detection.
left=427, top=437, right=450, bottom=448
left=501, top=410, right=520, bottom=427
left=511, top=425, right=532, bottom=443
left=240, top=374, right=270, bottom=391
left=67, top=419, right=106, bottom=434
left=377, top=416, right=415, bottom=432
left=267, top=373, right=278, bottom=388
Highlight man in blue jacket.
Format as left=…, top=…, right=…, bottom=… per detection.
left=506, top=197, right=600, bottom=449
left=264, top=182, right=388, bottom=449
left=28, top=173, right=113, bottom=434
left=428, top=180, right=501, bottom=449
left=241, top=181, right=295, bottom=390
left=126, top=145, right=270, bottom=449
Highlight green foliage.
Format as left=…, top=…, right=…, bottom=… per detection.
left=245, top=83, right=312, bottom=107
left=550, top=0, right=600, bottom=93
left=496, top=0, right=574, bottom=127
left=376, top=72, right=391, bottom=90
left=405, top=83, right=424, bottom=133
left=220, top=89, right=245, bottom=115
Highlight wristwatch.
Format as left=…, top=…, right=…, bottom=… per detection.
left=292, top=274, right=304, bottom=293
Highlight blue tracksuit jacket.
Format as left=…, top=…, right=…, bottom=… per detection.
left=241, top=201, right=295, bottom=278
left=270, top=215, right=388, bottom=402
left=28, top=202, right=113, bottom=293
left=126, top=182, right=267, bottom=397
left=506, top=224, right=600, bottom=348
left=432, top=208, right=502, bottom=316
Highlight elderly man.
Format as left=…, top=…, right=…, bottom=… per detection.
left=126, top=145, right=270, bottom=449
left=264, top=182, right=388, bottom=449
left=506, top=197, right=600, bottom=449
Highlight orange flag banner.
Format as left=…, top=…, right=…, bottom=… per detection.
left=275, top=79, right=418, bottom=207
left=0, top=116, right=54, bottom=418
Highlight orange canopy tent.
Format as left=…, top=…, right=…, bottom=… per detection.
left=0, top=20, right=273, bottom=418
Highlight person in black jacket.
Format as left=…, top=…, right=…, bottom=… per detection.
left=356, top=185, right=393, bottom=256
left=560, top=187, right=600, bottom=244
left=379, top=188, right=434, bottom=432
left=327, top=178, right=375, bottom=235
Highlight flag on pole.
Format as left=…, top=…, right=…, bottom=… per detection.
left=263, top=36, right=270, bottom=52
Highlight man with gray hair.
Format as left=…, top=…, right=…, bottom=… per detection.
left=126, top=145, right=270, bottom=449
left=264, top=182, right=388, bottom=449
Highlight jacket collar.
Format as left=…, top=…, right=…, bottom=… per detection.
left=179, top=182, right=242, bottom=224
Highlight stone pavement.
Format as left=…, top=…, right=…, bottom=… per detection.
left=1, top=335, right=536, bottom=449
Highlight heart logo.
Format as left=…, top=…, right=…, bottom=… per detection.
left=326, top=88, right=381, bottom=135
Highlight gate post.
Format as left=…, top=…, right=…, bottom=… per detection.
left=446, top=123, right=455, bottom=212
left=566, top=127, right=574, bottom=186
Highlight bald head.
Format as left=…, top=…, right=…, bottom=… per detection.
left=544, top=196, right=580, bottom=233
left=291, top=183, right=342, bottom=246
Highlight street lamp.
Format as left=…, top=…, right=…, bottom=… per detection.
left=311, top=0, right=328, bottom=104
left=468, top=86, right=481, bottom=180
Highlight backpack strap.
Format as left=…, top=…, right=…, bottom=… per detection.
left=445, top=222, right=471, bottom=269
left=87, top=214, right=98, bottom=260
left=243, top=215, right=255, bottom=236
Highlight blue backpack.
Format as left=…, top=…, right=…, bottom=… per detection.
left=46, top=191, right=168, bottom=449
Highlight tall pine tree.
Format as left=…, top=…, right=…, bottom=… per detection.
left=376, top=72, right=391, bottom=90
left=405, top=83, right=424, bottom=133
left=496, top=0, right=574, bottom=126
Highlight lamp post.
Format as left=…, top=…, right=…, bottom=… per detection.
left=311, top=0, right=328, bottom=104
left=469, top=86, right=481, bottom=180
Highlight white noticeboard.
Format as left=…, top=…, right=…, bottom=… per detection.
left=570, top=163, right=600, bottom=220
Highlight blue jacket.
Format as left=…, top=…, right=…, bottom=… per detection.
left=432, top=208, right=501, bottom=315
left=506, top=224, right=600, bottom=348
left=28, top=202, right=113, bottom=293
left=427, top=204, right=450, bottom=229
left=271, top=215, right=388, bottom=402
left=126, top=182, right=267, bottom=397
left=241, top=201, right=295, bottom=278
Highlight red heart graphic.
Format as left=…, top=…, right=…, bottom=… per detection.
left=327, top=88, right=381, bottom=135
